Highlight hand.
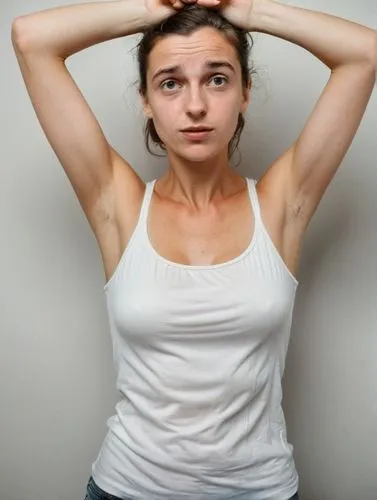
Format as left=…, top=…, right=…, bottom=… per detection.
left=217, top=0, right=260, bottom=31
left=144, top=0, right=223, bottom=26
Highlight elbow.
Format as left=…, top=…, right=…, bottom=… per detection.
left=355, top=33, right=377, bottom=79
left=369, top=34, right=377, bottom=84
left=366, top=32, right=377, bottom=70
left=372, top=33, right=377, bottom=70
left=11, top=17, right=30, bottom=52
left=11, top=16, right=40, bottom=54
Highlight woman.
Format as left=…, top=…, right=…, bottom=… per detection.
left=12, top=0, right=376, bottom=498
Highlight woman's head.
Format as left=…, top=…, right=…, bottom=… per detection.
left=137, top=6, right=255, bottom=162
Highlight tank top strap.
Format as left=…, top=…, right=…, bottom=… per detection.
left=138, top=178, right=157, bottom=225
left=246, top=177, right=262, bottom=226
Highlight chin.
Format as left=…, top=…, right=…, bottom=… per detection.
left=177, top=144, right=224, bottom=164
left=182, top=153, right=214, bottom=163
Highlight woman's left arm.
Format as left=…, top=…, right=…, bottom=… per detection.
left=231, top=0, right=377, bottom=228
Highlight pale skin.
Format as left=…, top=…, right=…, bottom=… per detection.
left=12, top=0, right=377, bottom=283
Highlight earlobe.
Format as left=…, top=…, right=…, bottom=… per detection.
left=144, top=106, right=153, bottom=119
left=143, top=101, right=153, bottom=119
left=240, top=99, right=249, bottom=114
left=241, top=85, right=251, bottom=113
left=139, top=91, right=153, bottom=119
left=142, top=106, right=153, bottom=119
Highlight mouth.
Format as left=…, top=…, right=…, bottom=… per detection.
left=181, top=126, right=214, bottom=132
left=180, top=127, right=214, bottom=141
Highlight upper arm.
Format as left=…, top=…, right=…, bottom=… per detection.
left=12, top=20, right=142, bottom=230
left=266, top=51, right=376, bottom=234
left=257, top=54, right=376, bottom=277
left=290, top=60, right=376, bottom=224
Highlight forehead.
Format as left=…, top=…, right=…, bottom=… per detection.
left=148, top=27, right=239, bottom=73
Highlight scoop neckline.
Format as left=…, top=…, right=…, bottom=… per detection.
left=145, top=177, right=258, bottom=271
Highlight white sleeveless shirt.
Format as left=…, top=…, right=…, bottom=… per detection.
left=92, top=177, right=299, bottom=499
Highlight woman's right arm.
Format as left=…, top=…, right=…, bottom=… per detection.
left=11, top=0, right=170, bottom=231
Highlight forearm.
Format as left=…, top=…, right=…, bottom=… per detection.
left=252, top=0, right=377, bottom=70
left=12, top=0, right=148, bottom=59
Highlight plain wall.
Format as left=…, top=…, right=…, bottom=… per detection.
left=1, top=1, right=376, bottom=499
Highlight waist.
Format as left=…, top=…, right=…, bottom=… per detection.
left=93, top=415, right=297, bottom=499
left=111, top=393, right=289, bottom=459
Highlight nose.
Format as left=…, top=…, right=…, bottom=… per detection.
left=185, top=85, right=207, bottom=120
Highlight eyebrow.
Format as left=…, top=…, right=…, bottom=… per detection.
left=151, top=61, right=236, bottom=82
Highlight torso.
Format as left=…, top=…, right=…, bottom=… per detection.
left=93, top=167, right=304, bottom=286
left=147, top=177, right=254, bottom=268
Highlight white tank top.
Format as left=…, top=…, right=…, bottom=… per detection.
left=92, top=177, right=299, bottom=499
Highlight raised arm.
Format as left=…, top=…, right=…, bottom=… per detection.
left=249, top=0, right=377, bottom=230
left=219, top=0, right=376, bottom=230
left=10, top=0, right=176, bottom=231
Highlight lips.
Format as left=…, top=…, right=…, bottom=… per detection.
left=181, top=126, right=214, bottom=132
left=180, top=127, right=214, bottom=141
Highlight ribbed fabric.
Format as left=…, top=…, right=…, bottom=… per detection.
left=92, top=177, right=299, bottom=499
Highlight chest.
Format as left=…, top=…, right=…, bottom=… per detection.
left=147, top=187, right=254, bottom=267
left=109, top=261, right=294, bottom=345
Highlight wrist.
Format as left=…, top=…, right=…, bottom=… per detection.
left=138, top=0, right=175, bottom=30
left=120, top=0, right=150, bottom=33
left=249, top=0, right=278, bottom=32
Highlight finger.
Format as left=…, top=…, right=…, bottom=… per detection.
left=169, top=0, right=220, bottom=9
left=195, top=0, right=221, bottom=6
left=168, top=0, right=185, bottom=9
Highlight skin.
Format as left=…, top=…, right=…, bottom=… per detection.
left=13, top=0, right=376, bottom=281
left=141, top=27, right=250, bottom=208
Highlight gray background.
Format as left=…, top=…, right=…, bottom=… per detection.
left=1, top=0, right=376, bottom=499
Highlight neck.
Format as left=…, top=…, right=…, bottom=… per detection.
left=157, top=149, right=245, bottom=210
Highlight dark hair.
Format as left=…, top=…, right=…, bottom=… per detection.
left=136, top=5, right=255, bottom=158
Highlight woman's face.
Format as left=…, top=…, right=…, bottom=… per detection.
left=142, top=27, right=250, bottom=163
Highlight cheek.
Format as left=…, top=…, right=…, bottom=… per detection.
left=147, top=98, right=178, bottom=144
left=152, top=111, right=176, bottom=143
left=213, top=95, right=242, bottom=133
left=149, top=95, right=176, bottom=125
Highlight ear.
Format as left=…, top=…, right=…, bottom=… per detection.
left=240, top=80, right=251, bottom=114
left=139, top=90, right=153, bottom=119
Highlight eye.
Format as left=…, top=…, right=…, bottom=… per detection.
left=160, top=79, right=180, bottom=91
left=209, top=75, right=228, bottom=87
